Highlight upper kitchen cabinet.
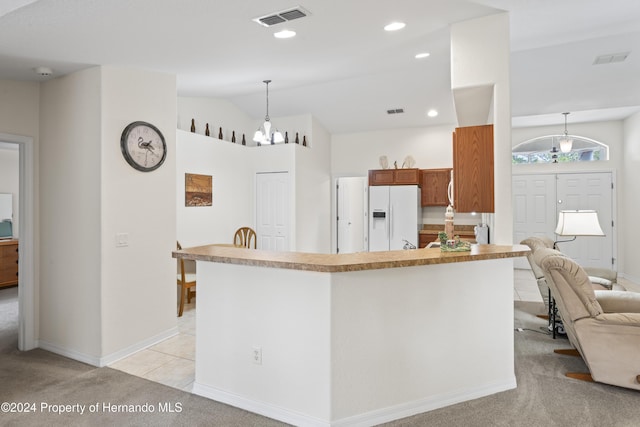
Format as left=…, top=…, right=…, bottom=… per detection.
left=452, top=124, right=494, bottom=213
left=368, top=168, right=420, bottom=186
left=420, top=168, right=452, bottom=207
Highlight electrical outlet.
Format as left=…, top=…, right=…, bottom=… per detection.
left=252, top=346, right=262, bottom=365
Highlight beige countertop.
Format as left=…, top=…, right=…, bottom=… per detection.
left=173, top=244, right=529, bottom=273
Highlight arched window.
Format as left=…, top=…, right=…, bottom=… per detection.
left=512, top=135, right=609, bottom=164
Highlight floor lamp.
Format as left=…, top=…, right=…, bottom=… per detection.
left=550, top=210, right=605, bottom=338
left=554, top=209, right=605, bottom=249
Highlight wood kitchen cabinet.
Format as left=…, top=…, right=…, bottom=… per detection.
left=368, top=168, right=420, bottom=186
left=0, top=239, right=18, bottom=288
left=452, top=124, right=494, bottom=213
left=419, top=233, right=439, bottom=248
left=420, top=168, right=452, bottom=206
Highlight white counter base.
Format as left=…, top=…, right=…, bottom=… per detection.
left=193, top=258, right=516, bottom=426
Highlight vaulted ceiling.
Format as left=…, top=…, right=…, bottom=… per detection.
left=1, top=0, right=639, bottom=133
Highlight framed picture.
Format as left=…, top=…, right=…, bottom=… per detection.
left=185, top=173, right=212, bottom=207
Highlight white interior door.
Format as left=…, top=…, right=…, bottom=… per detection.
left=256, top=172, right=289, bottom=251
left=512, top=174, right=556, bottom=268
left=336, top=177, right=367, bottom=254
left=556, top=172, right=613, bottom=269
left=512, top=172, right=614, bottom=270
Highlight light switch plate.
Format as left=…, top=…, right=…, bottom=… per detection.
left=116, top=232, right=129, bottom=247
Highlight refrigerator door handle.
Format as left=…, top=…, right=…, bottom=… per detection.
left=390, top=205, right=393, bottom=239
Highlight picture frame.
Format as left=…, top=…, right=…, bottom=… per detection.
left=185, top=173, right=212, bottom=207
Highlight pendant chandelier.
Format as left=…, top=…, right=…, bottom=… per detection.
left=253, top=80, right=284, bottom=145
left=559, top=112, right=573, bottom=153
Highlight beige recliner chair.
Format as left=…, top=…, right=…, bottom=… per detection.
left=534, top=247, right=640, bottom=390
left=521, top=237, right=624, bottom=318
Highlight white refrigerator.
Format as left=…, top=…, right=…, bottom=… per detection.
left=368, top=185, right=421, bottom=251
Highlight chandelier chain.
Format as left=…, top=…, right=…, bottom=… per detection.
left=264, top=79, right=271, bottom=122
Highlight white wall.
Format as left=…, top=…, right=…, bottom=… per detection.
left=39, top=66, right=177, bottom=364
left=178, top=97, right=315, bottom=149
left=451, top=13, right=512, bottom=244
left=0, top=79, right=40, bottom=348
left=512, top=120, right=624, bottom=173
left=622, top=111, right=640, bottom=281
left=332, top=125, right=454, bottom=176
left=194, top=257, right=516, bottom=425
left=0, top=80, right=40, bottom=137
left=177, top=97, right=254, bottom=144
left=39, top=67, right=103, bottom=359
left=295, top=116, right=332, bottom=253
left=177, top=99, right=331, bottom=253
left=176, top=130, right=254, bottom=247
left=0, top=147, right=19, bottom=235
left=100, top=66, right=177, bottom=359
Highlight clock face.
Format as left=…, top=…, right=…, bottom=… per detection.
left=120, top=121, right=167, bottom=172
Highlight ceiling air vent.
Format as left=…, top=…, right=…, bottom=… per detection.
left=387, top=108, right=405, bottom=114
left=253, top=6, right=310, bottom=27
left=593, top=52, right=630, bottom=65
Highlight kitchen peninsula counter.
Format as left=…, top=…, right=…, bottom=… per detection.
left=173, top=243, right=529, bottom=272
left=173, top=244, right=528, bottom=427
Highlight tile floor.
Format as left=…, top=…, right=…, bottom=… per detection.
left=109, top=268, right=546, bottom=392
left=109, top=298, right=196, bottom=392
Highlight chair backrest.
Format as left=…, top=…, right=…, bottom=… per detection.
left=535, top=248, right=603, bottom=322
left=520, top=236, right=554, bottom=279
left=234, top=227, right=256, bottom=249
left=177, top=241, right=186, bottom=281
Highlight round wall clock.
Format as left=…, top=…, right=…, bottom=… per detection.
left=120, top=121, right=167, bottom=172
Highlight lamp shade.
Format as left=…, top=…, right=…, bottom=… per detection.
left=555, top=210, right=604, bottom=236
left=559, top=136, right=573, bottom=153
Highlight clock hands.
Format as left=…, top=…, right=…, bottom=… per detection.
left=138, top=136, right=155, bottom=152
left=138, top=137, right=160, bottom=166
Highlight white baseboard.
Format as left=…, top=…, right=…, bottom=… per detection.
left=38, top=339, right=102, bottom=367
left=331, top=378, right=517, bottom=427
left=37, top=326, right=179, bottom=367
left=193, top=377, right=517, bottom=427
left=101, top=327, right=179, bottom=366
left=193, top=383, right=329, bottom=427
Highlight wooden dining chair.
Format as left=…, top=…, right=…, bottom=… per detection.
left=176, top=241, right=196, bottom=317
left=233, top=227, right=257, bottom=249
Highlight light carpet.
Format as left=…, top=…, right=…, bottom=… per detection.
left=1, top=287, right=639, bottom=426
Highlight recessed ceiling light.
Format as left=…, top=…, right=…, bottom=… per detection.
left=384, top=22, right=406, bottom=31
left=415, top=52, right=430, bottom=59
left=274, top=29, right=296, bottom=39
left=427, top=109, right=438, bottom=118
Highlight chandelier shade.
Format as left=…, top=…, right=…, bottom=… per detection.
left=559, top=112, right=573, bottom=153
left=253, top=80, right=284, bottom=145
